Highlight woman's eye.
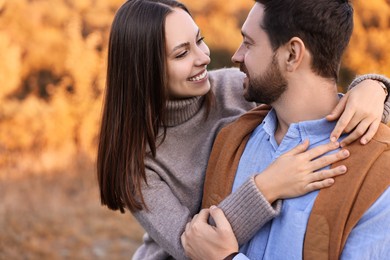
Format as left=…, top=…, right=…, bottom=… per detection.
left=176, top=51, right=188, bottom=59
left=197, top=36, right=205, bottom=45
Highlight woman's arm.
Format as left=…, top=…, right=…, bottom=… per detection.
left=180, top=141, right=349, bottom=260
left=328, top=74, right=390, bottom=146
left=348, top=74, right=390, bottom=123
left=198, top=141, right=349, bottom=245
left=132, top=169, right=191, bottom=260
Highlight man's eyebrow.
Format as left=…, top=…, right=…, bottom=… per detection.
left=241, top=30, right=255, bottom=42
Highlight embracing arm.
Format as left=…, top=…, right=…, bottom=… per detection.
left=132, top=169, right=191, bottom=260
left=349, top=74, right=390, bottom=123
left=213, top=141, right=349, bottom=245
left=328, top=74, right=390, bottom=146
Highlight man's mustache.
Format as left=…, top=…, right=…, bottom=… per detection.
left=239, top=64, right=249, bottom=75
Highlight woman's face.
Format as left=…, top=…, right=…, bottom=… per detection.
left=165, top=8, right=211, bottom=99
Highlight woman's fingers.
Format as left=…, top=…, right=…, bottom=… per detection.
left=359, top=119, right=380, bottom=145
left=300, top=141, right=340, bottom=161
left=328, top=94, right=354, bottom=142
left=341, top=118, right=380, bottom=146
left=305, top=166, right=347, bottom=192
left=283, top=139, right=310, bottom=156
left=309, top=148, right=350, bottom=170
left=340, top=118, right=370, bottom=146
left=326, top=93, right=348, bottom=122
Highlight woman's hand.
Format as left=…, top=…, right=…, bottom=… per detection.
left=255, top=140, right=349, bottom=204
left=327, top=80, right=386, bottom=147
left=181, top=206, right=238, bottom=260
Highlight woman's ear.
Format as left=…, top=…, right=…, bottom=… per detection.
left=284, top=37, right=305, bottom=72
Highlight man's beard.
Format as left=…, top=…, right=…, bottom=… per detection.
left=241, top=54, right=288, bottom=104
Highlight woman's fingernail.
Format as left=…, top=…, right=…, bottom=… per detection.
left=342, top=150, right=350, bottom=157
left=361, top=138, right=367, bottom=145
left=331, top=136, right=337, bottom=142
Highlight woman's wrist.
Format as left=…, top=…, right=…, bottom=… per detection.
left=254, top=173, right=278, bottom=204
left=376, top=80, right=389, bottom=97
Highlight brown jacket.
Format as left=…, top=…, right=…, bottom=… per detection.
left=202, top=105, right=390, bottom=259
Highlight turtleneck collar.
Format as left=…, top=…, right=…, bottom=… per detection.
left=165, top=96, right=204, bottom=127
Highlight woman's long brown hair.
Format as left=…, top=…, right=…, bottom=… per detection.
left=97, top=0, right=214, bottom=213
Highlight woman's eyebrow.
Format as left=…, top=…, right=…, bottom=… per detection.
left=169, top=29, right=200, bottom=55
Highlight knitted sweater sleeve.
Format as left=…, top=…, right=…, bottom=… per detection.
left=348, top=74, right=390, bottom=123
left=132, top=168, right=190, bottom=260
left=216, top=176, right=282, bottom=246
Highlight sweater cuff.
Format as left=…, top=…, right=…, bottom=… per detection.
left=348, top=74, right=390, bottom=123
left=218, top=176, right=282, bottom=245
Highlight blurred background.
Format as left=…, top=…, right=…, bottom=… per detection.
left=0, top=0, right=389, bottom=258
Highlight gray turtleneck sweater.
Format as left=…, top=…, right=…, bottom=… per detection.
left=132, top=68, right=390, bottom=260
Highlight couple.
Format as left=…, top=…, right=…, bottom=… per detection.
left=97, top=0, right=390, bottom=259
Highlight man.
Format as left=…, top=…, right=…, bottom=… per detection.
left=181, top=0, right=390, bottom=259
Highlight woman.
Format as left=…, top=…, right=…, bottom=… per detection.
left=97, top=0, right=390, bottom=259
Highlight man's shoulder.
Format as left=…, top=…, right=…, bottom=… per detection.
left=372, top=123, right=390, bottom=147
left=217, top=105, right=270, bottom=137
left=346, top=123, right=390, bottom=159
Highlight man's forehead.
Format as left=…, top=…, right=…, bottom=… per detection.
left=242, top=3, right=265, bottom=38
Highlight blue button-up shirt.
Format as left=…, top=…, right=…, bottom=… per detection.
left=232, top=109, right=390, bottom=260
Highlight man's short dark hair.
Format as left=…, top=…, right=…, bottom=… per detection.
left=256, top=0, right=353, bottom=81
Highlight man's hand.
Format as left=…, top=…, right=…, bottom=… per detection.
left=181, top=206, right=238, bottom=260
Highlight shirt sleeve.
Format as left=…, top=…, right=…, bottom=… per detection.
left=341, top=187, right=390, bottom=259
left=347, top=74, right=390, bottom=123
left=216, top=176, right=282, bottom=245
left=132, top=168, right=190, bottom=260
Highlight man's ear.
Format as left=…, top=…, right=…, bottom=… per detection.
left=283, top=37, right=305, bottom=72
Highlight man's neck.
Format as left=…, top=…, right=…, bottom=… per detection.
left=272, top=76, right=339, bottom=144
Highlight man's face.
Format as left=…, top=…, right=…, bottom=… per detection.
left=232, top=3, right=287, bottom=104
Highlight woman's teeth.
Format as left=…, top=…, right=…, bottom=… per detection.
left=189, top=70, right=207, bottom=81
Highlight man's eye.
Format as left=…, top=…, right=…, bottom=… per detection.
left=244, top=41, right=251, bottom=48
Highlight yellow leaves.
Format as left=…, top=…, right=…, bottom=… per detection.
left=0, top=0, right=112, bottom=170
left=182, top=0, right=251, bottom=53
left=197, top=15, right=242, bottom=52
left=344, top=0, right=390, bottom=77
left=0, top=0, right=389, bottom=172
left=0, top=97, right=47, bottom=150
left=356, top=0, right=390, bottom=28
left=65, top=16, right=102, bottom=97
left=0, top=32, right=21, bottom=99
left=68, top=0, right=94, bottom=13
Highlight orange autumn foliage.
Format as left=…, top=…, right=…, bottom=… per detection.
left=0, top=0, right=388, bottom=174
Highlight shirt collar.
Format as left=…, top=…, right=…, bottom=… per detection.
left=262, top=109, right=337, bottom=146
